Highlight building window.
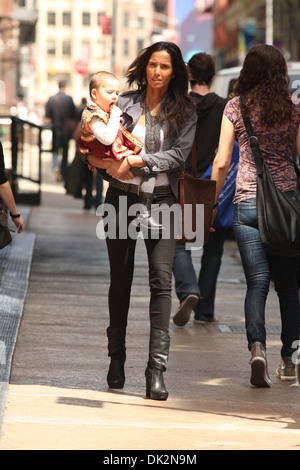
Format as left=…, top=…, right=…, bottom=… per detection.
left=47, top=39, right=56, bottom=56
left=82, top=12, right=91, bottom=26
left=47, top=12, right=56, bottom=26
left=123, top=12, right=129, bottom=28
left=137, top=15, right=144, bottom=29
left=63, top=40, right=71, bottom=56
left=137, top=39, right=144, bottom=53
left=97, top=12, right=106, bottom=27
left=123, top=39, right=129, bottom=56
left=63, top=12, right=72, bottom=26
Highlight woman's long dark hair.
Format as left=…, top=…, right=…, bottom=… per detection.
left=233, top=44, right=293, bottom=127
left=126, top=41, right=192, bottom=136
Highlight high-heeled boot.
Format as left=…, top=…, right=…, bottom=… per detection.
left=145, top=328, right=170, bottom=400
left=106, top=326, right=126, bottom=389
left=132, top=192, right=164, bottom=232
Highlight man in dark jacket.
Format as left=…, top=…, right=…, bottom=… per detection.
left=172, top=52, right=229, bottom=327
left=45, top=81, right=76, bottom=182
left=185, top=89, right=227, bottom=176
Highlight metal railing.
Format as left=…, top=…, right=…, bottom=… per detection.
left=0, top=115, right=51, bottom=205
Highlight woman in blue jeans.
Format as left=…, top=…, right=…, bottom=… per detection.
left=211, top=44, right=300, bottom=387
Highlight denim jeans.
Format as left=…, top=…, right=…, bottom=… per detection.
left=233, top=197, right=300, bottom=357
left=172, top=228, right=228, bottom=321
left=52, top=129, right=70, bottom=181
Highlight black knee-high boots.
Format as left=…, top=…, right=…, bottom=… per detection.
left=145, top=328, right=170, bottom=401
left=106, top=326, right=169, bottom=400
left=106, top=326, right=126, bottom=389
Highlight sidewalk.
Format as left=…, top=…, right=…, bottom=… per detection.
left=0, top=151, right=300, bottom=451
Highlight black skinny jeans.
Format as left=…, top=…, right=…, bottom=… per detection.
left=104, top=185, right=177, bottom=332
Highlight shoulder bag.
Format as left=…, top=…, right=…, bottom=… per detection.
left=177, top=140, right=216, bottom=248
left=201, top=140, right=239, bottom=229
left=240, top=95, right=300, bottom=257
left=0, top=207, right=12, bottom=250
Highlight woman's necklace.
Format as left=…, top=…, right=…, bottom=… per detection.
left=145, top=103, right=161, bottom=154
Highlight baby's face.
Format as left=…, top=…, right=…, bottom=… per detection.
left=91, top=77, right=120, bottom=113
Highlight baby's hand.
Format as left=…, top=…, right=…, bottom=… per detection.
left=110, top=105, right=122, bottom=117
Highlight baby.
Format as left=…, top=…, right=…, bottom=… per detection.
left=79, top=71, right=162, bottom=231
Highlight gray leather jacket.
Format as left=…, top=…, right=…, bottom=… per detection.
left=117, top=90, right=197, bottom=200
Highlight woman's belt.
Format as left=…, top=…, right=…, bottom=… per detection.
left=110, top=179, right=172, bottom=195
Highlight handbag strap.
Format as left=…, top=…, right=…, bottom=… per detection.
left=240, top=95, right=300, bottom=179
left=178, top=137, right=197, bottom=206
left=239, top=95, right=264, bottom=176
left=179, top=138, right=197, bottom=179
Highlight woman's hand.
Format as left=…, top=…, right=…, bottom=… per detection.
left=105, top=158, right=134, bottom=180
left=86, top=156, right=134, bottom=179
left=109, top=105, right=122, bottom=118
left=12, top=215, right=25, bottom=234
left=0, top=181, right=25, bottom=234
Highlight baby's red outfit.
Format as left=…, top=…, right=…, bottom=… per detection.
left=79, top=103, right=143, bottom=169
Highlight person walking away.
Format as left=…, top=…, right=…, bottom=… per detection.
left=45, top=80, right=76, bottom=182
left=172, top=52, right=228, bottom=327
left=84, top=42, right=197, bottom=400
left=211, top=44, right=300, bottom=387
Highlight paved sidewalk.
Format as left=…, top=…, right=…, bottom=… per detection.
left=0, top=152, right=300, bottom=451
left=0, top=205, right=34, bottom=425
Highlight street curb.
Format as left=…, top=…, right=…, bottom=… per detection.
left=0, top=207, right=35, bottom=434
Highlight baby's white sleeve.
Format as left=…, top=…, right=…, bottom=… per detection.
left=90, top=114, right=120, bottom=146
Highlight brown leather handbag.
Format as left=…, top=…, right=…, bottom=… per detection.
left=177, top=140, right=216, bottom=247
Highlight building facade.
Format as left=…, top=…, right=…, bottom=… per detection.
left=34, top=0, right=177, bottom=109
left=1, top=0, right=176, bottom=114
left=2, top=1, right=300, bottom=113
left=213, top=0, right=300, bottom=70
left=0, top=0, right=21, bottom=111
left=213, top=0, right=267, bottom=69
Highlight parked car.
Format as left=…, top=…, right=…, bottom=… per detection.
left=211, top=62, right=300, bottom=98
